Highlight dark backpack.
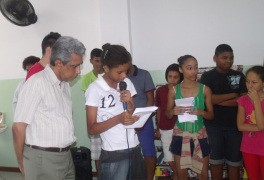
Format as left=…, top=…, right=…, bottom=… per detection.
left=71, top=146, right=93, bottom=180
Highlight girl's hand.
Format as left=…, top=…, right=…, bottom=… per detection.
left=188, top=108, right=205, bottom=116
left=120, top=90, right=132, bottom=103
left=173, top=106, right=193, bottom=115
left=120, top=111, right=139, bottom=125
left=173, top=106, right=183, bottom=115
left=168, top=84, right=176, bottom=99
left=248, top=88, right=260, bottom=104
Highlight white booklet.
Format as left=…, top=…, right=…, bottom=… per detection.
left=124, top=106, right=158, bottom=128
left=175, top=97, right=198, bottom=123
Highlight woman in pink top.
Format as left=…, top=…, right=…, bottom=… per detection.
left=237, top=65, right=264, bottom=180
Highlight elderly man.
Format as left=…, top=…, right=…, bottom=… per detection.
left=12, top=36, right=86, bottom=180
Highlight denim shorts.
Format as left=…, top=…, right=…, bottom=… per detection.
left=206, top=126, right=242, bottom=167
left=169, top=136, right=211, bottom=158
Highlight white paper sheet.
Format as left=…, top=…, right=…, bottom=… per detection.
left=124, top=106, right=158, bottom=128
left=175, top=97, right=198, bottom=123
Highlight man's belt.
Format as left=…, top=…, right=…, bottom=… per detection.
left=26, top=144, right=71, bottom=152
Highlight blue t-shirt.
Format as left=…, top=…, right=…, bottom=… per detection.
left=128, top=65, right=155, bottom=108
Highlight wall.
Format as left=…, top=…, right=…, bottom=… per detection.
left=129, top=0, right=264, bottom=69
left=99, top=0, right=132, bottom=51
left=0, top=0, right=101, bottom=80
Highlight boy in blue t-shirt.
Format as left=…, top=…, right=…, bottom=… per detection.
left=128, top=63, right=156, bottom=180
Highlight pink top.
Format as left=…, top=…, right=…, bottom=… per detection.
left=26, top=62, right=45, bottom=80
left=237, top=95, right=264, bottom=155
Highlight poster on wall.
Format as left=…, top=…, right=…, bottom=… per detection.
left=156, top=65, right=244, bottom=88
left=197, top=65, right=244, bottom=82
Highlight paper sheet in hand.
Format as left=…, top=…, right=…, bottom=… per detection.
left=124, top=106, right=158, bottom=128
left=175, top=97, right=197, bottom=123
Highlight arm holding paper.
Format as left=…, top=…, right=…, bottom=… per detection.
left=166, top=84, right=214, bottom=121
left=124, top=106, right=158, bottom=128
left=166, top=84, right=190, bottom=118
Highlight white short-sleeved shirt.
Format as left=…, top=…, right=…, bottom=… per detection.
left=14, top=66, right=76, bottom=148
left=85, top=76, right=139, bottom=151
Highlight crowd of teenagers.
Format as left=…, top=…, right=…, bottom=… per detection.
left=11, top=32, right=264, bottom=180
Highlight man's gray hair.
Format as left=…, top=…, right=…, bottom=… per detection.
left=50, top=36, right=86, bottom=66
